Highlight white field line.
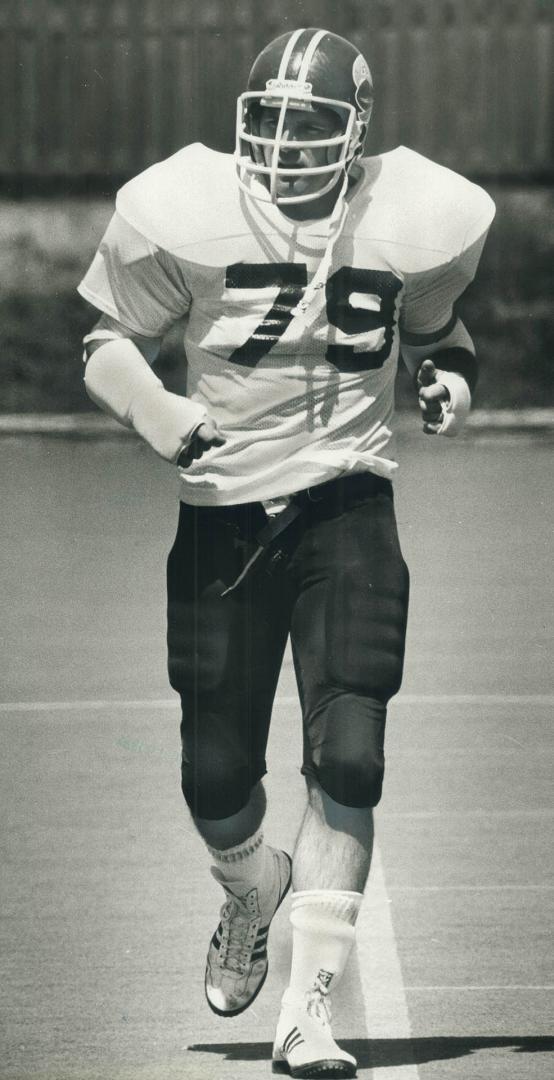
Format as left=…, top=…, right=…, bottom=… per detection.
left=382, top=811, right=554, bottom=821
left=276, top=694, right=554, bottom=707
left=1, top=693, right=553, bottom=714
left=1, top=408, right=553, bottom=434
left=405, top=985, right=554, bottom=992
left=388, top=884, right=554, bottom=892
left=0, top=698, right=180, bottom=713
left=357, top=844, right=419, bottom=1078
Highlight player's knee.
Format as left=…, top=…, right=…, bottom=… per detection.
left=317, top=746, right=385, bottom=808
left=180, top=754, right=262, bottom=820
left=313, top=693, right=386, bottom=808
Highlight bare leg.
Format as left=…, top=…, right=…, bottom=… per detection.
left=193, top=780, right=266, bottom=850
left=292, top=777, right=373, bottom=893
left=273, top=779, right=369, bottom=1073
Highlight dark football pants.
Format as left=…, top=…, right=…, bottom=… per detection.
left=167, top=476, right=409, bottom=820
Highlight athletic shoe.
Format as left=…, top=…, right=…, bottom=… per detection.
left=272, top=987, right=357, bottom=1078
left=205, top=847, right=292, bottom=1016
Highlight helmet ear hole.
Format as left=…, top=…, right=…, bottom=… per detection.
left=355, top=78, right=373, bottom=118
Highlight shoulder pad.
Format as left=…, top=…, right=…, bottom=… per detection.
left=397, top=147, right=495, bottom=252
left=116, top=144, right=247, bottom=254
left=355, top=147, right=495, bottom=259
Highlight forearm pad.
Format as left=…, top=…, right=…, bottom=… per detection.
left=83, top=337, right=208, bottom=462
left=402, top=318, right=477, bottom=387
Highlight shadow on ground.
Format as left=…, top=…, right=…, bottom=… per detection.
left=188, top=1036, right=554, bottom=1068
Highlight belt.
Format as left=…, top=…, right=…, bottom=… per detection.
left=293, top=470, right=392, bottom=507
left=221, top=471, right=391, bottom=597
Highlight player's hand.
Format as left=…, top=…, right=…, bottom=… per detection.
left=417, top=359, right=450, bottom=435
left=177, top=418, right=226, bottom=468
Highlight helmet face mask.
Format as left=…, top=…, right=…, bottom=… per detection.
left=236, top=92, right=356, bottom=205
left=235, top=28, right=373, bottom=207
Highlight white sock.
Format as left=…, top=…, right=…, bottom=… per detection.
left=208, top=828, right=268, bottom=895
left=287, top=890, right=362, bottom=1001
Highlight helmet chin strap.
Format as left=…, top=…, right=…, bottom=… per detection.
left=290, top=169, right=351, bottom=317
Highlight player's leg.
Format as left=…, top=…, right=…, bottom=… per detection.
left=273, top=482, right=409, bottom=1078
left=292, top=484, right=409, bottom=885
left=273, top=786, right=371, bottom=1078
left=292, top=778, right=373, bottom=892
left=167, top=500, right=293, bottom=1016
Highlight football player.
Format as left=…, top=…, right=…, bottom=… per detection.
left=79, top=27, right=495, bottom=1079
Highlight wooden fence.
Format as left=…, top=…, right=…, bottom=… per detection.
left=1, top=0, right=552, bottom=180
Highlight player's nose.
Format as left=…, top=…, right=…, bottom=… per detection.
left=279, top=129, right=302, bottom=160
left=281, top=123, right=302, bottom=144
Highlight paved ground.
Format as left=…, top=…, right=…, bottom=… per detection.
left=1, top=429, right=553, bottom=1080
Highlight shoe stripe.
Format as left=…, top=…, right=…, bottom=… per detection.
left=285, top=1034, right=305, bottom=1054
left=215, top=924, right=266, bottom=943
left=283, top=1027, right=304, bottom=1054
left=283, top=1027, right=298, bottom=1052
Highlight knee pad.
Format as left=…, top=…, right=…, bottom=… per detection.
left=181, top=752, right=263, bottom=821
left=311, top=693, right=386, bottom=809
left=317, top=750, right=385, bottom=809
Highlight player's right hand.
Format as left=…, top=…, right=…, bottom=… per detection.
left=177, top=418, right=226, bottom=468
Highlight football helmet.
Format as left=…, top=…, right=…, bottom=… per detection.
left=235, top=27, right=373, bottom=206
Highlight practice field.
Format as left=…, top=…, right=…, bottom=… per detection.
left=1, top=429, right=553, bottom=1080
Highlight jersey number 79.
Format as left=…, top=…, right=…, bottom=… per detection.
left=225, top=262, right=402, bottom=372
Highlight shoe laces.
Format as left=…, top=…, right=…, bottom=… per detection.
left=218, top=895, right=259, bottom=974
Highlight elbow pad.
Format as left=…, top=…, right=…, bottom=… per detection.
left=83, top=337, right=208, bottom=462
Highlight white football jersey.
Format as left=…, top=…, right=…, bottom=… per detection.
left=78, top=144, right=495, bottom=505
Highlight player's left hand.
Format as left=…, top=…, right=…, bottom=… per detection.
left=417, top=359, right=450, bottom=434
left=177, top=417, right=226, bottom=468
